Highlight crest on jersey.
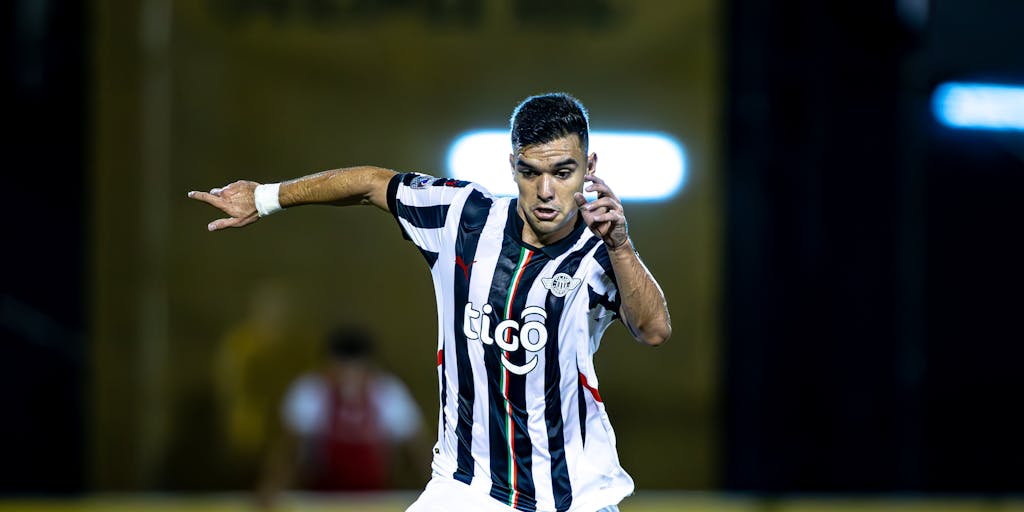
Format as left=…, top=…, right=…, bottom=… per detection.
left=542, top=273, right=583, bottom=298
left=410, top=175, right=434, bottom=189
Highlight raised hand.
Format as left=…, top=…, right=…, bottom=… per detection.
left=187, top=180, right=261, bottom=231
left=573, top=174, right=628, bottom=249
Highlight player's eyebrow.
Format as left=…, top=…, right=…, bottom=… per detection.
left=514, top=159, right=536, bottom=170
left=552, top=158, right=579, bottom=169
left=515, top=157, right=579, bottom=170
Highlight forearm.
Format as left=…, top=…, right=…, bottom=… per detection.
left=190, top=166, right=398, bottom=231
left=279, top=166, right=396, bottom=211
left=608, top=240, right=671, bottom=346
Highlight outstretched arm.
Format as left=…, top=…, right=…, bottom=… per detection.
left=187, top=166, right=397, bottom=231
left=574, top=175, right=672, bottom=346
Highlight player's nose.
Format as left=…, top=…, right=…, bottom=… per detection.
left=536, top=175, right=555, bottom=200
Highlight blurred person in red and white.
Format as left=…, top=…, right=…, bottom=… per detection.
left=259, top=326, right=426, bottom=505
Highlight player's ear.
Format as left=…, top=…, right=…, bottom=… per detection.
left=587, top=152, right=597, bottom=176
left=509, top=153, right=517, bottom=180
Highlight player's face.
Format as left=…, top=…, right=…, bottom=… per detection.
left=510, top=134, right=596, bottom=246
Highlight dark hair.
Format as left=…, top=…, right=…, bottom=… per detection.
left=510, top=92, right=590, bottom=153
left=327, top=326, right=374, bottom=360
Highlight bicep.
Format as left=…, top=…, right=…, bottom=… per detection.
left=364, top=167, right=399, bottom=212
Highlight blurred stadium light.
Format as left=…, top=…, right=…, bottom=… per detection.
left=932, top=82, right=1024, bottom=131
left=447, top=130, right=687, bottom=201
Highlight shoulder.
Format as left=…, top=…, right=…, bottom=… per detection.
left=389, top=172, right=493, bottom=212
left=286, top=372, right=327, bottom=402
left=371, top=372, right=414, bottom=401
left=391, top=172, right=484, bottom=195
left=561, top=230, right=614, bottom=281
left=571, top=237, right=618, bottom=306
left=589, top=242, right=617, bottom=285
left=282, top=372, right=329, bottom=434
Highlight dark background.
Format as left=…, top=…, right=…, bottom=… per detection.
left=3, top=0, right=88, bottom=493
left=4, top=0, right=1023, bottom=495
left=724, top=0, right=1024, bottom=492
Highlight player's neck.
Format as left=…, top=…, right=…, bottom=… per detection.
left=518, top=207, right=577, bottom=248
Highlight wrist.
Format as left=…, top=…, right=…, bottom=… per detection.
left=607, top=237, right=635, bottom=255
left=254, top=183, right=283, bottom=217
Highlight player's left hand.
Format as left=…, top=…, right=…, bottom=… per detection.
left=187, top=180, right=260, bottom=231
left=574, top=174, right=628, bottom=250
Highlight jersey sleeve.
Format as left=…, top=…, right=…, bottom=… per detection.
left=281, top=374, right=327, bottom=437
left=386, top=172, right=476, bottom=267
left=589, top=244, right=622, bottom=322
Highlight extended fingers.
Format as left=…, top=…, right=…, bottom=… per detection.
left=207, top=217, right=234, bottom=232
left=187, top=190, right=224, bottom=207
left=207, top=215, right=256, bottom=232
left=189, top=183, right=257, bottom=232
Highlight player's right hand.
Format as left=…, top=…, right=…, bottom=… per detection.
left=187, top=180, right=260, bottom=231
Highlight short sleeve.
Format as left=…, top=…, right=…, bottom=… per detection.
left=386, top=173, right=478, bottom=267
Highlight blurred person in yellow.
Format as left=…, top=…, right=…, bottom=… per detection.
left=189, top=93, right=671, bottom=512
left=258, top=327, right=426, bottom=507
left=214, top=279, right=319, bottom=488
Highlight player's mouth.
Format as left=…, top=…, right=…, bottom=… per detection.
left=533, top=205, right=560, bottom=221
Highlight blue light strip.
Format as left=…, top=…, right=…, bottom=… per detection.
left=932, top=82, right=1024, bottom=131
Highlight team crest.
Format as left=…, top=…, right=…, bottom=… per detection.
left=409, top=175, right=435, bottom=189
left=542, top=273, right=582, bottom=298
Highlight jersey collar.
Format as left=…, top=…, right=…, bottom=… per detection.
left=506, top=199, right=588, bottom=259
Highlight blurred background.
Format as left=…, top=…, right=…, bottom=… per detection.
left=3, top=0, right=1023, bottom=510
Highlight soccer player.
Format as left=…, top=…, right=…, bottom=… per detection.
left=188, top=93, right=671, bottom=512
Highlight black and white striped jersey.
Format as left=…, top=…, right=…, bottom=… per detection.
left=386, top=172, right=634, bottom=512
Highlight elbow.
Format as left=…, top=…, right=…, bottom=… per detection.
left=636, top=320, right=672, bottom=347
left=623, top=301, right=672, bottom=346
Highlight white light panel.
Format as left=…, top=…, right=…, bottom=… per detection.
left=446, top=130, right=686, bottom=202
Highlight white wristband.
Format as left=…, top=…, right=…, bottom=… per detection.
left=254, top=183, right=283, bottom=217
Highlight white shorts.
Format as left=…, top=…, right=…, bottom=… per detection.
left=406, top=476, right=620, bottom=512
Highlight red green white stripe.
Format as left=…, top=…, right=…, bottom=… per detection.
left=501, top=247, right=532, bottom=507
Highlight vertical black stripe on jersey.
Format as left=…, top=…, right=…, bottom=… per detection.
left=440, top=351, right=447, bottom=434
left=577, top=365, right=587, bottom=447
left=544, top=236, right=602, bottom=512
left=503, top=254, right=547, bottom=512
left=452, top=189, right=492, bottom=485
left=592, top=244, right=618, bottom=289
left=483, top=225, right=526, bottom=506
left=591, top=244, right=625, bottom=330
